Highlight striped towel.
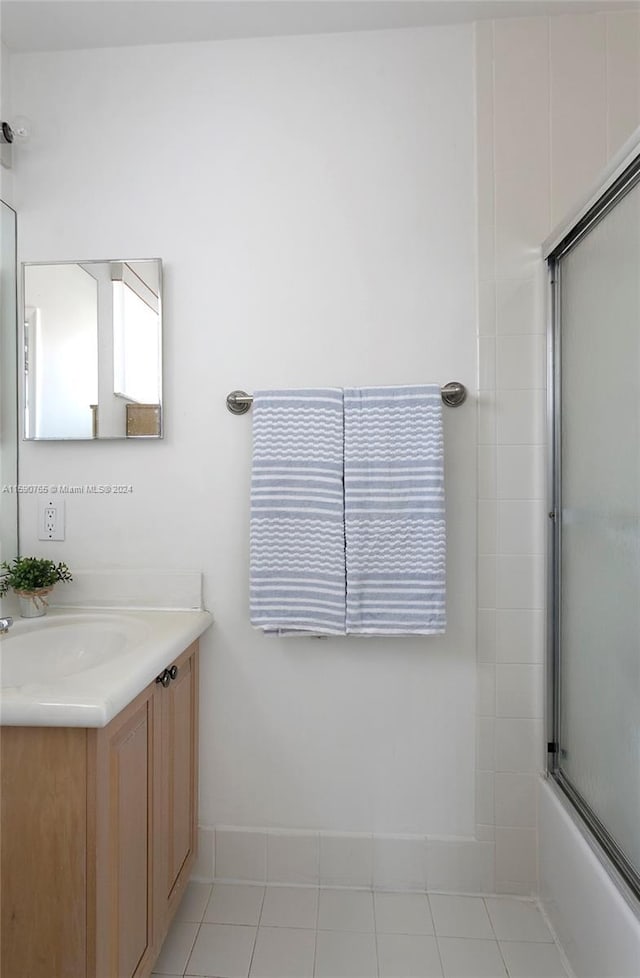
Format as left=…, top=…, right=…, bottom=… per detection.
left=250, top=389, right=346, bottom=635
left=343, top=385, right=446, bottom=635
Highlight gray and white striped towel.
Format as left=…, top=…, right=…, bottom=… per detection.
left=344, top=385, right=446, bottom=635
left=250, top=389, right=346, bottom=635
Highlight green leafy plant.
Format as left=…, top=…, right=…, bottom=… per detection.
left=0, top=556, right=73, bottom=596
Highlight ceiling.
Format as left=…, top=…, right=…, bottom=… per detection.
left=1, top=0, right=639, bottom=53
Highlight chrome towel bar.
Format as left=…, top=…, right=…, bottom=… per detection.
left=226, top=382, right=467, bottom=415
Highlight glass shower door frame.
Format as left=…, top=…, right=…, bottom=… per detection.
left=546, top=149, right=640, bottom=902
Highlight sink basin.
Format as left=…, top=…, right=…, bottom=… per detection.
left=0, top=614, right=151, bottom=687
left=0, top=606, right=213, bottom=727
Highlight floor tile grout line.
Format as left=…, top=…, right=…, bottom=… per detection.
left=312, top=883, right=321, bottom=978
left=425, top=895, right=446, bottom=978
left=371, top=890, right=381, bottom=978
left=482, top=894, right=512, bottom=976
left=245, top=885, right=266, bottom=977
left=160, top=883, right=570, bottom=977
left=181, top=918, right=202, bottom=978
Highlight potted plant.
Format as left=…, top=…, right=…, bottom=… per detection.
left=0, top=557, right=73, bottom=618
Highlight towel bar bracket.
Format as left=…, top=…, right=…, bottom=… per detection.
left=226, top=382, right=467, bottom=415
left=440, top=381, right=467, bottom=407
left=226, top=390, right=253, bottom=415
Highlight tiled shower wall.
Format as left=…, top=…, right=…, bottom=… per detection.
left=475, top=11, right=640, bottom=895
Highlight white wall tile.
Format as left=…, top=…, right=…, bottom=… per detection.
left=215, top=828, right=267, bottom=882
left=495, top=167, right=550, bottom=281
left=495, top=827, right=537, bottom=886
left=495, top=880, right=537, bottom=897
left=477, top=718, right=495, bottom=772
left=427, top=841, right=495, bottom=893
left=373, top=836, right=428, bottom=891
left=497, top=446, right=546, bottom=500
left=476, top=20, right=495, bottom=233
left=478, top=336, right=496, bottom=390
left=550, top=13, right=608, bottom=224
left=478, top=445, right=497, bottom=500
left=478, top=555, right=497, bottom=610
left=496, top=334, right=546, bottom=390
left=496, top=609, right=545, bottom=663
left=478, top=392, right=497, bottom=445
left=497, top=500, right=545, bottom=555
left=496, top=390, right=545, bottom=446
left=496, top=277, right=543, bottom=336
left=475, top=771, right=495, bottom=826
left=495, top=719, right=543, bottom=774
left=266, top=830, right=319, bottom=885
left=191, top=826, right=215, bottom=882
left=496, top=664, right=543, bottom=719
left=477, top=663, right=496, bottom=718
left=477, top=609, right=496, bottom=663
left=493, top=17, right=549, bottom=177
left=319, top=833, right=373, bottom=887
left=478, top=280, right=497, bottom=336
left=478, top=500, right=497, bottom=556
left=478, top=221, right=496, bottom=283
left=476, top=823, right=495, bottom=843
left=496, top=554, right=544, bottom=610
left=494, top=773, right=537, bottom=828
left=606, top=11, right=640, bottom=157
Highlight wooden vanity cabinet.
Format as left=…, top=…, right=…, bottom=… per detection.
left=0, top=640, right=199, bottom=978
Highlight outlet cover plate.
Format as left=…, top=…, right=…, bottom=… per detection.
left=38, top=496, right=65, bottom=541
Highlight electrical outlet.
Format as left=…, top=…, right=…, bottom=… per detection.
left=38, top=497, right=65, bottom=541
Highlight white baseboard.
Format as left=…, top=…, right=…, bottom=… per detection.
left=191, top=825, right=497, bottom=894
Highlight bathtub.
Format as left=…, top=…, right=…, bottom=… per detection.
left=538, top=777, right=640, bottom=977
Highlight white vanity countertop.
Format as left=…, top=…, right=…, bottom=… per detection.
left=0, top=607, right=213, bottom=727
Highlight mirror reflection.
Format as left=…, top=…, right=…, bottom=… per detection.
left=23, top=258, right=162, bottom=439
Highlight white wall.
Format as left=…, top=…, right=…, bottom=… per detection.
left=11, top=26, right=478, bottom=837
left=0, top=41, right=14, bottom=198
left=475, top=10, right=640, bottom=895
left=0, top=40, right=18, bottom=576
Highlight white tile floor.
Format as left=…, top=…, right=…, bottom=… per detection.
left=152, top=882, right=570, bottom=978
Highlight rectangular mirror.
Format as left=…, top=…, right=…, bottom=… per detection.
left=23, top=258, right=163, bottom=439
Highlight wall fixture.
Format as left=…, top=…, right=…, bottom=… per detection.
left=226, top=382, right=468, bottom=415
left=0, top=118, right=31, bottom=169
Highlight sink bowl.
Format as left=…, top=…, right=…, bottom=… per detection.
left=0, top=613, right=151, bottom=687
left=0, top=606, right=213, bottom=726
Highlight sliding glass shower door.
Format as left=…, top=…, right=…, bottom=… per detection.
left=548, top=157, right=640, bottom=894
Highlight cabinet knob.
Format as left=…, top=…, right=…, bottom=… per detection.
left=156, top=669, right=171, bottom=688
left=169, top=665, right=178, bottom=681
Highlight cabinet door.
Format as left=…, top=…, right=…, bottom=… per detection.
left=92, top=683, right=161, bottom=978
left=1, top=727, right=88, bottom=978
left=162, top=642, right=199, bottom=921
